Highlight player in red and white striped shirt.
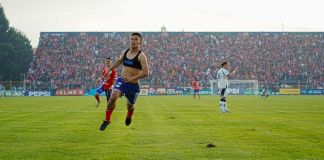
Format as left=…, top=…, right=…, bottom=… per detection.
left=94, top=57, right=117, bottom=107
left=192, top=78, right=200, bottom=99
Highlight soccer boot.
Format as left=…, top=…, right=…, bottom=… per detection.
left=125, top=117, right=132, bottom=126
left=99, top=120, right=110, bottom=131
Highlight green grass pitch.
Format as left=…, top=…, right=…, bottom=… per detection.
left=0, top=95, right=323, bottom=160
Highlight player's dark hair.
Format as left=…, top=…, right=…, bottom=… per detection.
left=106, top=57, right=112, bottom=60
left=131, top=32, right=142, bottom=39
left=221, top=61, right=228, bottom=67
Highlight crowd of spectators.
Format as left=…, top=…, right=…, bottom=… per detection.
left=26, top=32, right=324, bottom=89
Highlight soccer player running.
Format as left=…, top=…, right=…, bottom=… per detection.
left=192, top=78, right=200, bottom=99
left=99, top=32, right=149, bottom=131
left=94, top=57, right=117, bottom=107
left=261, top=86, right=270, bottom=99
left=217, top=62, right=235, bottom=113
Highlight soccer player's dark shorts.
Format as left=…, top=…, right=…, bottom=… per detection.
left=113, top=77, right=140, bottom=104
left=194, top=89, right=199, bottom=94
left=96, top=85, right=112, bottom=101
left=96, top=85, right=104, bottom=94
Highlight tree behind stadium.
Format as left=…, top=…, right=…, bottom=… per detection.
left=0, top=4, right=32, bottom=81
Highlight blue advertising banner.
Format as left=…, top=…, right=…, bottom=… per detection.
left=175, top=88, right=184, bottom=95
left=300, top=89, right=324, bottom=95
left=25, top=91, right=52, bottom=96
left=189, top=89, right=211, bottom=95
left=1, top=90, right=25, bottom=96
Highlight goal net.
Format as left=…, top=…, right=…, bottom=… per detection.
left=210, top=80, right=259, bottom=95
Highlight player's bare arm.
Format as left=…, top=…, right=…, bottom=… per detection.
left=108, top=52, right=124, bottom=71
left=103, top=52, right=124, bottom=79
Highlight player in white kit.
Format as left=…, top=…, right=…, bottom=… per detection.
left=216, top=62, right=235, bottom=113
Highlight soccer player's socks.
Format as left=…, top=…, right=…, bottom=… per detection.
left=95, top=94, right=100, bottom=102
left=220, top=101, right=226, bottom=112
left=219, top=101, right=223, bottom=112
left=224, top=102, right=229, bottom=111
left=127, top=110, right=134, bottom=118
left=105, top=109, right=114, bottom=122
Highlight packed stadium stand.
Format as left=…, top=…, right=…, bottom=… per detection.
left=26, top=32, right=324, bottom=91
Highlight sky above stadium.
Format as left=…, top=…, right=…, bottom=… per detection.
left=1, top=0, right=324, bottom=47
